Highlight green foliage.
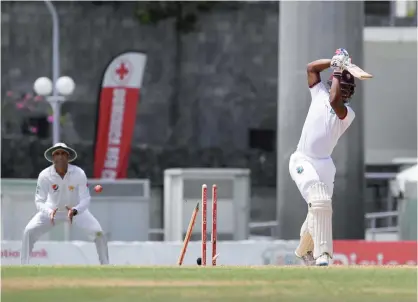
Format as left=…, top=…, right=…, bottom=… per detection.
left=135, top=1, right=217, bottom=33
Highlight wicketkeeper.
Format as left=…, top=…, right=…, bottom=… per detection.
left=21, top=143, right=109, bottom=265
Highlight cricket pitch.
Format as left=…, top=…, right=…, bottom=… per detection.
left=1, top=266, right=417, bottom=302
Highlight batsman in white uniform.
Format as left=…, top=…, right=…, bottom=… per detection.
left=290, top=48, right=356, bottom=266
left=21, top=142, right=109, bottom=265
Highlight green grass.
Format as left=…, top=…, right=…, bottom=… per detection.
left=1, top=266, right=417, bottom=302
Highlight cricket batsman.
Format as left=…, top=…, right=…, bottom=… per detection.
left=290, top=48, right=356, bottom=266
left=21, top=142, right=109, bottom=265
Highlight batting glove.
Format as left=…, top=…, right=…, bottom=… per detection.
left=331, top=48, right=350, bottom=71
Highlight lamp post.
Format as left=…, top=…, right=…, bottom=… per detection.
left=34, top=0, right=75, bottom=145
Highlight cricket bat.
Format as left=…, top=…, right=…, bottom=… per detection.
left=345, top=63, right=373, bottom=80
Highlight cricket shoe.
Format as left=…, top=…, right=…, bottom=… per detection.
left=315, top=253, right=330, bottom=266
left=295, top=251, right=315, bottom=266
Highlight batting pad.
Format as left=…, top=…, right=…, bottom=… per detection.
left=295, top=216, right=314, bottom=258
left=307, top=182, right=333, bottom=259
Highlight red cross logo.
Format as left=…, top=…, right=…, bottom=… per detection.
left=116, top=62, right=129, bottom=81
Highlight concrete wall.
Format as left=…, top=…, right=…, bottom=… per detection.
left=363, top=28, right=417, bottom=164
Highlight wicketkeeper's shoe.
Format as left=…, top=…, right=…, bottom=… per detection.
left=295, top=251, right=315, bottom=266
left=315, top=253, right=330, bottom=266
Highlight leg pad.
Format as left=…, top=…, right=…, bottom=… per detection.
left=307, top=182, right=333, bottom=259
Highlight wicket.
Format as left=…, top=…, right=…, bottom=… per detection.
left=177, top=201, right=200, bottom=266
left=178, top=184, right=218, bottom=266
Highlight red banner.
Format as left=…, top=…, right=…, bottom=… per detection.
left=332, top=241, right=417, bottom=265
left=94, top=52, right=147, bottom=179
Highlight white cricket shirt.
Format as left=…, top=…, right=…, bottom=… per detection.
left=296, top=82, right=355, bottom=159
left=35, top=164, right=91, bottom=215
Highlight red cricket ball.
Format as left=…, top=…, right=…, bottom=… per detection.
left=94, top=185, right=103, bottom=193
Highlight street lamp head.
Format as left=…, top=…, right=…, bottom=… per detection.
left=56, top=76, right=75, bottom=96
left=34, top=77, right=53, bottom=96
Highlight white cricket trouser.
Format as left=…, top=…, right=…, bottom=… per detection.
left=21, top=209, right=108, bottom=265
left=289, top=151, right=336, bottom=202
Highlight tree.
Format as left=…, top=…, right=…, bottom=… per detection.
left=135, top=2, right=217, bottom=33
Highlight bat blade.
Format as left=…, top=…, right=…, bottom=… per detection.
left=345, top=64, right=373, bottom=80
